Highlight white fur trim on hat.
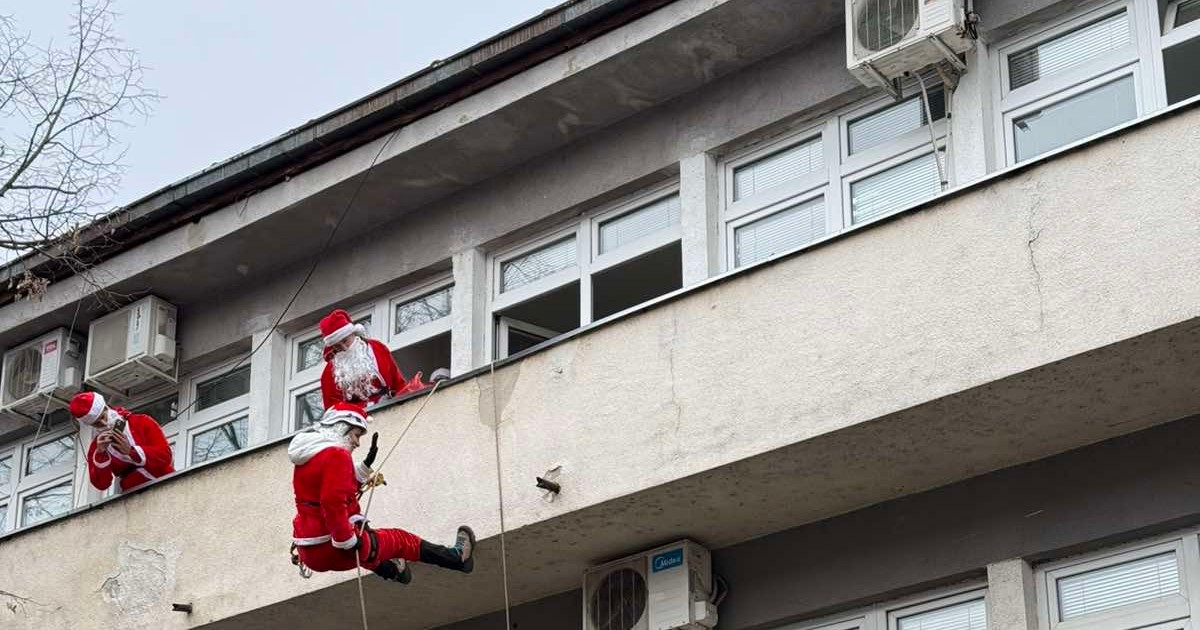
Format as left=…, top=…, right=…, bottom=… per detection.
left=80, top=393, right=106, bottom=424
left=318, top=408, right=369, bottom=431
left=323, top=323, right=367, bottom=349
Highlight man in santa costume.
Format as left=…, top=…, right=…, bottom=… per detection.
left=289, top=402, right=476, bottom=583
left=318, top=308, right=439, bottom=408
left=70, top=391, right=175, bottom=492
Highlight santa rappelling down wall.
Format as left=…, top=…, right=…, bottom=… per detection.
left=288, top=309, right=473, bottom=585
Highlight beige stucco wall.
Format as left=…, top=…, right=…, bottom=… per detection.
left=1, top=105, right=1199, bottom=630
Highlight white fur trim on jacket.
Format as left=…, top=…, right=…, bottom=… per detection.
left=80, top=393, right=106, bottom=424
left=331, top=534, right=358, bottom=550
left=293, top=534, right=332, bottom=546
left=323, top=323, right=366, bottom=348
left=92, top=449, right=111, bottom=468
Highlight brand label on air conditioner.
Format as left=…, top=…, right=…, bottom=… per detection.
left=44, top=339, right=57, bottom=354
left=651, top=548, right=684, bottom=573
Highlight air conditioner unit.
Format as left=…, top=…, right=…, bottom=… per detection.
left=0, top=328, right=85, bottom=418
left=582, top=540, right=718, bottom=630
left=846, top=0, right=974, bottom=93
left=85, top=295, right=178, bottom=397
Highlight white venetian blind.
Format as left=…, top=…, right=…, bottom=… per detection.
left=733, top=136, right=823, bottom=201
left=848, top=86, right=945, bottom=155
left=501, top=236, right=577, bottom=293
left=850, top=152, right=943, bottom=224
left=898, top=599, right=987, bottom=630
left=598, top=194, right=680, bottom=254
left=734, top=197, right=825, bottom=267
left=1057, top=552, right=1181, bottom=621
left=1008, top=12, right=1131, bottom=90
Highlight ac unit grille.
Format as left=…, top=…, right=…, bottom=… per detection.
left=4, top=346, right=42, bottom=405
left=856, top=0, right=920, bottom=54
left=589, top=567, right=647, bottom=630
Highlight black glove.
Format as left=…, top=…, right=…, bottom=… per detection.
left=362, top=432, right=380, bottom=468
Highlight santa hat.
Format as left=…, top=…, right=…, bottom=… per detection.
left=319, top=309, right=367, bottom=351
left=68, top=391, right=107, bottom=425
left=318, top=402, right=370, bottom=431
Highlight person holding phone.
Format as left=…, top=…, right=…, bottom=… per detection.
left=69, top=391, right=175, bottom=492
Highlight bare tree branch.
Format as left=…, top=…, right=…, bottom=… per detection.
left=0, top=0, right=157, bottom=300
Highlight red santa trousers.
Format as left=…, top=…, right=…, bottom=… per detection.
left=297, top=526, right=423, bottom=572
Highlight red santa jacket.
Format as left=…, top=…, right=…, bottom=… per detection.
left=320, top=338, right=428, bottom=408
left=86, top=411, right=175, bottom=492
left=289, top=431, right=372, bottom=549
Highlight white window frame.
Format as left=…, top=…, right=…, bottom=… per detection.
left=180, top=359, right=253, bottom=466
left=12, top=426, right=78, bottom=528
left=992, top=0, right=1160, bottom=166
left=1036, top=532, right=1200, bottom=630
left=0, top=444, right=15, bottom=533
left=724, top=186, right=829, bottom=270
left=386, top=275, right=455, bottom=351
left=841, top=140, right=947, bottom=229
left=772, top=583, right=987, bottom=630
left=487, top=180, right=683, bottom=359
left=284, top=305, right=374, bottom=432
left=1163, top=0, right=1200, bottom=46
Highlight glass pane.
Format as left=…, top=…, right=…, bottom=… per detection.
left=851, top=152, right=943, bottom=224
left=294, top=391, right=324, bottom=429
left=735, top=197, right=826, bottom=267
left=395, top=286, right=453, bottom=335
left=195, top=365, right=252, bottom=411
left=898, top=599, right=987, bottom=630
left=0, top=504, right=7, bottom=532
left=848, top=86, right=945, bottom=155
left=191, top=417, right=249, bottom=464
left=1014, top=75, right=1137, bottom=162
left=0, top=456, right=10, bottom=492
left=1009, top=12, right=1131, bottom=90
left=21, top=481, right=72, bottom=526
left=599, top=195, right=681, bottom=254
left=139, top=396, right=177, bottom=425
left=733, top=137, right=824, bottom=201
left=1058, top=552, right=1180, bottom=620
left=1178, top=0, right=1200, bottom=28
left=25, top=436, right=74, bottom=476
left=501, top=236, right=577, bottom=293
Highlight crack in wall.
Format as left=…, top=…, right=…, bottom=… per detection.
left=1, top=589, right=61, bottom=617
left=1022, top=178, right=1047, bottom=330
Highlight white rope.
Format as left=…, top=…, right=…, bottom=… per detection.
left=490, top=361, right=513, bottom=629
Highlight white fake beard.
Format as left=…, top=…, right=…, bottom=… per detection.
left=316, top=422, right=357, bottom=452
left=331, top=336, right=378, bottom=402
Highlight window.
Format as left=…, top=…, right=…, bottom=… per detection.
left=394, top=285, right=452, bottom=335
left=847, top=86, right=945, bottom=155
left=20, top=480, right=72, bottom=526
left=286, top=308, right=375, bottom=431
left=25, top=435, right=74, bottom=476
left=732, top=196, right=826, bottom=267
left=995, top=3, right=1152, bottom=165
left=776, top=585, right=986, bottom=630
left=732, top=136, right=823, bottom=201
left=139, top=395, right=178, bottom=425
left=0, top=503, right=6, bottom=533
left=1037, top=533, right=1194, bottom=630
left=195, top=365, right=252, bottom=411
left=387, top=277, right=454, bottom=386
left=1163, top=0, right=1200, bottom=104
left=294, top=389, right=323, bottom=429
left=850, top=151, right=945, bottom=225
left=296, top=337, right=325, bottom=373
left=191, top=416, right=249, bottom=465
left=489, top=183, right=683, bottom=359
left=0, top=454, right=11, bottom=490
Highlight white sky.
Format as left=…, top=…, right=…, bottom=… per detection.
left=9, top=0, right=554, bottom=206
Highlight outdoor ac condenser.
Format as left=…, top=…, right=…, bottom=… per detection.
left=582, top=540, right=718, bottom=630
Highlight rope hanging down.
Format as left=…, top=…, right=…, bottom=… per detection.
left=343, top=361, right=516, bottom=630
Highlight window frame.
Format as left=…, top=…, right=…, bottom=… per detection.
left=725, top=186, right=828, bottom=270
left=0, top=445, right=14, bottom=533
left=1162, top=0, right=1200, bottom=47
left=771, top=582, right=987, bottom=630
left=186, top=411, right=251, bottom=468
left=284, top=305, right=374, bottom=432
left=486, top=180, right=684, bottom=360
left=842, top=141, right=947, bottom=228
left=1036, top=533, right=1199, bottom=630
left=386, top=274, right=455, bottom=351
left=179, top=359, right=253, bottom=465
left=992, top=0, right=1157, bottom=166
left=16, top=477, right=75, bottom=528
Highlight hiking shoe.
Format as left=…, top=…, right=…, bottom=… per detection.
left=372, top=558, right=413, bottom=584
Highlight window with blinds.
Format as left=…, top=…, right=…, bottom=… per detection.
left=1056, top=552, right=1181, bottom=621
left=1008, top=12, right=1132, bottom=90
left=850, top=152, right=943, bottom=224
left=897, top=599, right=987, bottom=630
left=501, top=236, right=576, bottom=293
left=732, top=136, right=824, bottom=201
left=1013, top=75, right=1137, bottom=162
left=848, top=86, right=945, bottom=155
left=734, top=197, right=826, bottom=267
left=598, top=194, right=680, bottom=254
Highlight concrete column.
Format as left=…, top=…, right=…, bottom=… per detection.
left=949, top=40, right=995, bottom=186
left=247, top=328, right=287, bottom=442
left=986, top=558, right=1039, bottom=630
left=451, top=248, right=489, bottom=375
left=679, top=152, right=721, bottom=285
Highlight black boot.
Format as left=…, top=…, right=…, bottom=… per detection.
left=372, top=558, right=413, bottom=584
left=419, top=526, right=476, bottom=574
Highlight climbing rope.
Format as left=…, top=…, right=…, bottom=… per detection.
left=340, top=363, right=516, bottom=630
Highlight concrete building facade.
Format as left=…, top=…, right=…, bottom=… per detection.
left=0, top=0, right=1198, bottom=628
